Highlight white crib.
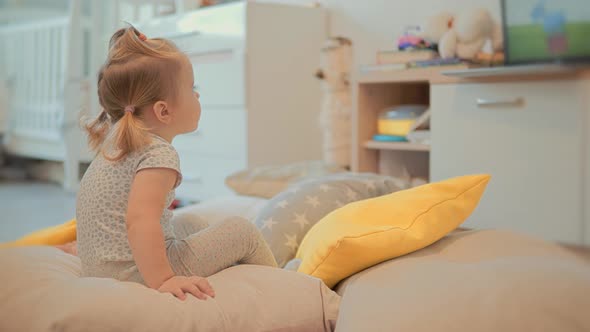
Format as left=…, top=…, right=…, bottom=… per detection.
left=0, top=1, right=93, bottom=190
left=0, top=0, right=199, bottom=190
left=0, top=0, right=207, bottom=191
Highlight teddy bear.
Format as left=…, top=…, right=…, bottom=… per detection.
left=314, top=37, right=353, bottom=169
left=421, top=8, right=503, bottom=60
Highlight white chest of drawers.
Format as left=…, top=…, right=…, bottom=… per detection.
left=431, top=74, right=590, bottom=245
left=140, top=2, right=326, bottom=201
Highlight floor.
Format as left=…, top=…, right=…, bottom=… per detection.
left=0, top=180, right=76, bottom=242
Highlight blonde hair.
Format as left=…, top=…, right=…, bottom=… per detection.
left=85, top=26, right=185, bottom=161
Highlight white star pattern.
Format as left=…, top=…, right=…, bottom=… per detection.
left=346, top=187, right=358, bottom=200
left=305, top=195, right=320, bottom=208
left=284, top=234, right=299, bottom=251
left=292, top=212, right=310, bottom=229
left=261, top=218, right=278, bottom=230
left=320, top=184, right=331, bottom=192
left=276, top=200, right=289, bottom=208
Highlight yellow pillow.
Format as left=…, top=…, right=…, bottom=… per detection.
left=0, top=219, right=77, bottom=248
left=295, top=174, right=491, bottom=288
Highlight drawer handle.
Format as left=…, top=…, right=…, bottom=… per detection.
left=476, top=97, right=524, bottom=107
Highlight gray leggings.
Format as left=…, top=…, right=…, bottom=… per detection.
left=166, top=215, right=278, bottom=277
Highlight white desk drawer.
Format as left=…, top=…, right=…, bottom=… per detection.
left=176, top=156, right=246, bottom=201
left=431, top=80, right=585, bottom=244
left=189, top=50, right=245, bottom=107
left=139, top=2, right=246, bottom=54
left=173, top=108, right=246, bottom=160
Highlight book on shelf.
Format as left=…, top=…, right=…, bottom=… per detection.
left=376, top=49, right=438, bottom=65
left=360, top=58, right=471, bottom=74
left=360, top=63, right=408, bottom=73
left=408, top=57, right=463, bottom=68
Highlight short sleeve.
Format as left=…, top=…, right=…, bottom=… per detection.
left=135, top=141, right=182, bottom=188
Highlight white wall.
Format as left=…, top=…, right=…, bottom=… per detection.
left=258, top=0, right=501, bottom=65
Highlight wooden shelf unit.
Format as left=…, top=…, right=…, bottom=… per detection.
left=351, top=64, right=590, bottom=245
left=352, top=66, right=466, bottom=180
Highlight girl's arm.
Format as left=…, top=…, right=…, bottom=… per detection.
left=127, top=167, right=215, bottom=301
left=126, top=168, right=177, bottom=289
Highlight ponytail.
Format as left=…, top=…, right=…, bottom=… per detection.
left=104, top=109, right=151, bottom=161
left=85, top=110, right=110, bottom=153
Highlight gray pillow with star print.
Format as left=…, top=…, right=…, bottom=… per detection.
left=254, top=173, right=407, bottom=267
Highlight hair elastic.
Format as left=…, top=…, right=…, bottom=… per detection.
left=124, top=105, right=135, bottom=114
left=138, top=33, right=147, bottom=41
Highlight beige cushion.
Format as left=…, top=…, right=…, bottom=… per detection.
left=225, top=161, right=347, bottom=199
left=335, top=229, right=590, bottom=332
left=0, top=247, right=340, bottom=332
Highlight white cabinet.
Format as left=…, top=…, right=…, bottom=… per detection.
left=139, top=2, right=326, bottom=201
left=431, top=80, right=586, bottom=244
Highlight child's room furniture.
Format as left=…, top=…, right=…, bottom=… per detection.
left=433, top=68, right=590, bottom=246
left=0, top=0, right=207, bottom=189
left=0, top=0, right=97, bottom=190
left=138, top=1, right=326, bottom=202
left=2, top=192, right=589, bottom=331
left=352, top=65, right=590, bottom=245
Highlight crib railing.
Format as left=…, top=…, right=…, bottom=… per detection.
left=0, top=0, right=174, bottom=190
left=0, top=16, right=70, bottom=141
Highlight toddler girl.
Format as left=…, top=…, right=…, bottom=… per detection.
left=76, top=27, right=277, bottom=301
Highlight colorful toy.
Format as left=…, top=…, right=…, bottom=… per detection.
left=397, top=26, right=434, bottom=51
left=420, top=12, right=455, bottom=49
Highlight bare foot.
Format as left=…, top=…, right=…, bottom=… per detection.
left=55, top=241, right=78, bottom=256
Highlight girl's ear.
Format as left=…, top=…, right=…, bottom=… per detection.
left=152, top=101, right=172, bottom=124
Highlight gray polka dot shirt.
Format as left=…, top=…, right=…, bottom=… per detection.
left=76, top=134, right=182, bottom=281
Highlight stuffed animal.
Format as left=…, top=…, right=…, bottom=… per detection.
left=420, top=12, right=455, bottom=48
left=315, top=37, right=353, bottom=169
left=421, top=8, right=503, bottom=60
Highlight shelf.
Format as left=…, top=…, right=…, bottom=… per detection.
left=355, top=66, right=469, bottom=84
left=364, top=140, right=430, bottom=152
left=442, top=64, right=590, bottom=81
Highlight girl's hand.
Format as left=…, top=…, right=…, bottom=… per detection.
left=157, top=275, right=215, bottom=301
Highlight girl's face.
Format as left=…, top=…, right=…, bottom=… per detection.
left=172, top=56, right=201, bottom=135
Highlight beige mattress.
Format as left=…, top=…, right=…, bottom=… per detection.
left=3, top=195, right=588, bottom=331
left=334, top=229, right=590, bottom=332
left=176, top=195, right=590, bottom=331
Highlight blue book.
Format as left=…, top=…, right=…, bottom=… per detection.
left=410, top=58, right=464, bottom=68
